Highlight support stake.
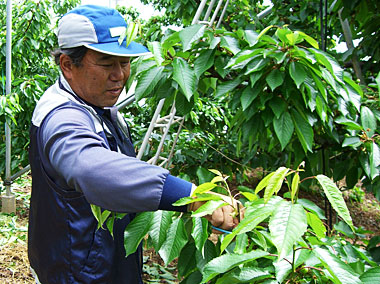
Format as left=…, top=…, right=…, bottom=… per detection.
left=1, top=194, right=16, bottom=214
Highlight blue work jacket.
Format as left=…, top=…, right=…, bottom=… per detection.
left=28, top=76, right=192, bottom=283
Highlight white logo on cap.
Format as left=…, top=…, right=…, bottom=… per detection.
left=109, top=26, right=127, bottom=37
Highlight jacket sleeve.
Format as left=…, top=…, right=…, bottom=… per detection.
left=39, top=105, right=192, bottom=213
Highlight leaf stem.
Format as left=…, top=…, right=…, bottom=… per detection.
left=292, top=245, right=296, bottom=273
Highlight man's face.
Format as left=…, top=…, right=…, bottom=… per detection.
left=67, top=49, right=131, bottom=107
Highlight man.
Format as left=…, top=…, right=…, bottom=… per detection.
left=28, top=5, right=238, bottom=284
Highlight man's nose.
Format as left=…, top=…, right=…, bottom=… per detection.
left=109, top=63, right=125, bottom=81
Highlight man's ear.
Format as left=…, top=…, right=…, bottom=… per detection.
left=60, top=54, right=74, bottom=79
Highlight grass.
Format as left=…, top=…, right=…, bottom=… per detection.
left=0, top=173, right=31, bottom=246
left=0, top=173, right=34, bottom=283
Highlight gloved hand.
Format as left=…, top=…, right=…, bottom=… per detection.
left=189, top=194, right=244, bottom=234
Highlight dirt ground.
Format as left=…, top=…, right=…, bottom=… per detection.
left=1, top=178, right=379, bottom=283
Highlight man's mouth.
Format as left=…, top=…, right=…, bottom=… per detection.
left=107, top=87, right=123, bottom=94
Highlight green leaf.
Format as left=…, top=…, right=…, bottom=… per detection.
left=125, top=21, right=139, bottom=48
left=220, top=36, right=240, bottom=55
left=360, top=152, right=372, bottom=179
left=298, top=198, right=326, bottom=220
left=342, top=137, right=362, bottom=148
left=215, top=77, right=242, bottom=98
left=197, top=167, right=214, bottom=184
left=149, top=210, right=174, bottom=251
left=174, top=193, right=223, bottom=206
left=220, top=201, right=276, bottom=252
left=335, top=116, right=363, bottom=131
left=227, top=50, right=254, bottom=69
left=241, top=86, right=260, bottom=110
left=192, top=200, right=227, bottom=218
left=245, top=58, right=270, bottom=75
left=147, top=41, right=164, bottom=65
left=291, top=109, right=314, bottom=153
left=178, top=243, right=197, bottom=278
left=234, top=233, right=249, bottom=254
left=266, top=69, right=284, bottom=91
left=100, top=210, right=111, bottom=229
left=286, top=31, right=300, bottom=46
left=276, top=28, right=292, bottom=45
left=196, top=239, right=218, bottom=273
left=135, top=66, right=164, bottom=101
left=192, top=217, right=209, bottom=253
left=192, top=182, right=217, bottom=196
left=194, top=49, right=215, bottom=78
left=361, top=106, right=377, bottom=137
left=268, top=97, right=287, bottom=119
left=162, top=31, right=180, bottom=50
left=124, top=212, right=153, bottom=257
left=269, top=202, right=307, bottom=259
left=244, top=29, right=259, bottom=46
left=298, top=31, right=319, bottom=48
left=376, top=72, right=380, bottom=91
left=211, top=176, right=224, bottom=184
left=257, top=25, right=274, bottom=40
left=274, top=249, right=312, bottom=283
left=360, top=266, right=380, bottom=283
left=273, top=112, right=294, bottom=150
left=313, top=247, right=361, bottom=284
left=352, top=246, right=378, bottom=267
left=250, top=71, right=263, bottom=87
left=159, top=218, right=188, bottom=265
left=240, top=191, right=258, bottom=201
left=289, top=61, right=307, bottom=88
left=106, top=215, right=115, bottom=238
left=209, top=169, right=223, bottom=176
left=201, top=250, right=269, bottom=282
left=179, top=24, right=206, bottom=51
left=90, top=204, right=102, bottom=226
left=255, top=172, right=275, bottom=195
left=90, top=205, right=110, bottom=230
left=370, top=141, right=380, bottom=180
left=311, top=48, right=344, bottom=83
left=215, top=267, right=272, bottom=283
left=291, top=172, right=300, bottom=203
left=173, top=57, right=197, bottom=101
left=264, top=167, right=289, bottom=203
left=316, top=175, right=354, bottom=230
left=307, top=212, right=326, bottom=239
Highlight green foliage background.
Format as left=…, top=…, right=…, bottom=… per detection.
left=1, top=0, right=379, bottom=201
left=0, top=0, right=80, bottom=180
left=1, top=0, right=379, bottom=282
left=128, top=0, right=380, bottom=199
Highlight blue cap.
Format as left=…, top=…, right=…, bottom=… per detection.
left=57, top=5, right=150, bottom=57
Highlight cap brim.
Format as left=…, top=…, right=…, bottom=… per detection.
left=85, top=40, right=151, bottom=57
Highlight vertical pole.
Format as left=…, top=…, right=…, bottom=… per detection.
left=320, top=0, right=332, bottom=231
left=324, top=0, right=327, bottom=47
left=137, top=99, right=166, bottom=160
left=192, top=0, right=208, bottom=24
left=203, top=0, right=216, bottom=22
left=325, top=0, right=334, bottom=231
left=2, top=0, right=16, bottom=213
left=319, top=0, right=325, bottom=51
left=338, top=8, right=365, bottom=84
left=209, top=0, right=224, bottom=27
left=216, top=0, right=229, bottom=28
left=151, top=104, right=177, bottom=165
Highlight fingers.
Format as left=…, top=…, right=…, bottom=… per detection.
left=209, top=205, right=237, bottom=234
left=188, top=201, right=204, bottom=212
left=188, top=197, right=245, bottom=235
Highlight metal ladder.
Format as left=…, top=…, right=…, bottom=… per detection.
left=134, top=0, right=232, bottom=167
